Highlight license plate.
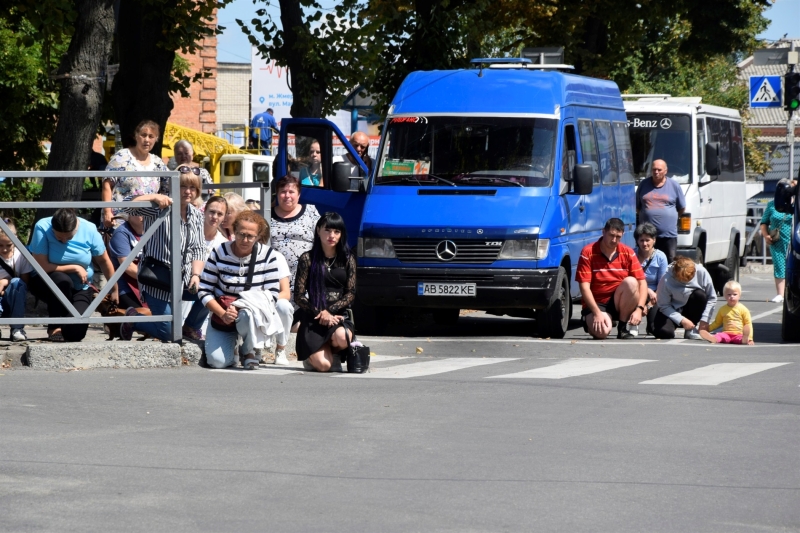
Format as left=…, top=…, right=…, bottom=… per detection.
left=417, top=282, right=476, bottom=296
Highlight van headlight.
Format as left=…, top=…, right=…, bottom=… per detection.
left=359, top=238, right=396, bottom=258
left=498, top=239, right=549, bottom=260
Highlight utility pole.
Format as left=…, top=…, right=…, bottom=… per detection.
left=786, top=42, right=798, bottom=182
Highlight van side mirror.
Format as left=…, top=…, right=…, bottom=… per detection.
left=332, top=162, right=352, bottom=192
left=571, top=164, right=593, bottom=195
left=705, top=142, right=720, bottom=179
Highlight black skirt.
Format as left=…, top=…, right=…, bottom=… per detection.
left=296, top=310, right=354, bottom=361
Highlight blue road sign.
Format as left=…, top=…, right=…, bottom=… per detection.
left=750, top=76, right=782, bottom=108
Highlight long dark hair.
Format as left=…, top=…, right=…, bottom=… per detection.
left=308, top=212, right=349, bottom=311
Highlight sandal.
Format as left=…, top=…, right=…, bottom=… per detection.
left=47, top=332, right=64, bottom=342
left=242, top=356, right=260, bottom=370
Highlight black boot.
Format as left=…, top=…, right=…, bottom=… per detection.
left=617, top=322, right=634, bottom=340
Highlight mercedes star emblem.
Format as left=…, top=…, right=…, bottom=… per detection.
left=659, top=118, right=672, bottom=129
left=436, top=240, right=457, bottom=261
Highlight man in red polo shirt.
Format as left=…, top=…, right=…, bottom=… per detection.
left=576, top=218, right=648, bottom=339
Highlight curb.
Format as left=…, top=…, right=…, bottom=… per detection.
left=26, top=342, right=203, bottom=370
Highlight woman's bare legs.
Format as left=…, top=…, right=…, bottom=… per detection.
left=307, top=326, right=353, bottom=372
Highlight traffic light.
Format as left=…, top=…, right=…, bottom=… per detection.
left=785, top=72, right=800, bottom=112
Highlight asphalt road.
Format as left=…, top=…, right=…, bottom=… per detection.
left=1, top=272, right=798, bottom=532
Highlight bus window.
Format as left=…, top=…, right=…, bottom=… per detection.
left=612, top=122, right=634, bottom=184
left=595, top=120, right=618, bottom=184
left=578, top=119, right=600, bottom=185
left=696, top=118, right=705, bottom=177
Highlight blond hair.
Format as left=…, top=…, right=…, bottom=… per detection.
left=0, top=217, right=17, bottom=238
left=723, top=280, right=742, bottom=293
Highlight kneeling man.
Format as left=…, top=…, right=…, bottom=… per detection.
left=576, top=218, right=648, bottom=339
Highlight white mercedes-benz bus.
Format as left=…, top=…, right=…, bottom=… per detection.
left=623, top=95, right=746, bottom=291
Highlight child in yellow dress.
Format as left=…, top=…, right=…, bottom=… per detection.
left=700, top=280, right=754, bottom=345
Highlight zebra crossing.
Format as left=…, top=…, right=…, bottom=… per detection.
left=211, top=355, right=795, bottom=386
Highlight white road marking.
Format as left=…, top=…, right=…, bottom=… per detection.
left=640, top=363, right=790, bottom=385
left=749, top=306, right=783, bottom=321
left=489, top=358, right=655, bottom=379
left=340, top=357, right=518, bottom=379
left=208, top=355, right=410, bottom=375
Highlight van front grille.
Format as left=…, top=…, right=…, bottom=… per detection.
left=393, top=239, right=503, bottom=264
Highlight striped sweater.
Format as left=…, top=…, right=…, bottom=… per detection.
left=198, top=242, right=290, bottom=307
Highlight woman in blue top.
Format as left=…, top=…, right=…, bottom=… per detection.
left=634, top=222, right=668, bottom=335
left=29, top=208, right=118, bottom=342
left=299, top=139, right=323, bottom=187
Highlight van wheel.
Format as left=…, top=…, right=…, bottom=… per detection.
left=725, top=240, right=740, bottom=283
left=781, top=296, right=800, bottom=342
left=537, top=267, right=569, bottom=339
left=432, top=308, right=460, bottom=326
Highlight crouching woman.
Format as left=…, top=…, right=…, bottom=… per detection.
left=199, top=210, right=294, bottom=369
left=653, top=256, right=717, bottom=340
left=295, top=212, right=358, bottom=372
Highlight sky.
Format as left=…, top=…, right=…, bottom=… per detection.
left=217, top=0, right=800, bottom=64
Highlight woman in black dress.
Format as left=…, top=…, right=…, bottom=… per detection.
left=294, top=212, right=358, bottom=372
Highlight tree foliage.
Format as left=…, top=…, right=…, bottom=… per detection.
left=238, top=0, right=379, bottom=118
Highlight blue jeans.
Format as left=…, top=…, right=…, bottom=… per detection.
left=182, top=290, right=208, bottom=331
left=1, top=278, right=28, bottom=330
left=205, top=309, right=257, bottom=368
left=136, top=292, right=175, bottom=342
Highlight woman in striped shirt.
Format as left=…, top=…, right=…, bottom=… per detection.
left=119, top=170, right=206, bottom=342
left=199, top=210, right=294, bottom=369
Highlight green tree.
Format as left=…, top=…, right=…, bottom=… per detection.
left=0, top=17, right=61, bottom=170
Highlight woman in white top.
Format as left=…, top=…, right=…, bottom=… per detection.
left=102, top=120, right=169, bottom=227
left=182, top=196, right=229, bottom=340
left=199, top=210, right=294, bottom=369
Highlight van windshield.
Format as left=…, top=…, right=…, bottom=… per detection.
left=375, top=116, right=557, bottom=187
left=627, top=114, right=692, bottom=184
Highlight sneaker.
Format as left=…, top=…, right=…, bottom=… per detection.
left=684, top=327, right=702, bottom=341
left=119, top=308, right=139, bottom=341
left=770, top=295, right=784, bottom=303
left=274, top=348, right=289, bottom=366
left=617, top=323, right=635, bottom=340
left=302, top=359, right=314, bottom=371
left=11, top=329, right=27, bottom=342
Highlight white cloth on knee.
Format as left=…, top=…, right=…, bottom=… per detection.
left=232, top=290, right=285, bottom=349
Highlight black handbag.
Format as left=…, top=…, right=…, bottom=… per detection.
left=138, top=256, right=171, bottom=292
left=138, top=230, right=190, bottom=292
left=344, top=328, right=370, bottom=374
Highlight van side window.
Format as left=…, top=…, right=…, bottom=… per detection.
left=696, top=118, right=705, bottom=178
left=560, top=124, right=577, bottom=194
left=578, top=119, right=600, bottom=185
left=612, top=122, right=634, bottom=183
left=706, top=118, right=745, bottom=182
left=594, top=120, right=617, bottom=184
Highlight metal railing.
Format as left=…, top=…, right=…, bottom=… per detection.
left=0, top=171, right=184, bottom=342
left=743, top=226, right=772, bottom=265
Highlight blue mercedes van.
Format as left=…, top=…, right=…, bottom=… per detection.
left=275, top=58, right=636, bottom=337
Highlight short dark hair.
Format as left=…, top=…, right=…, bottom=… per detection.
left=266, top=108, right=274, bottom=114
left=274, top=174, right=301, bottom=194
left=603, top=218, right=625, bottom=233
left=52, top=208, right=78, bottom=233
left=633, top=222, right=657, bottom=240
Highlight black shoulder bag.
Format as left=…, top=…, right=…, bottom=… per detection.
left=139, top=229, right=190, bottom=292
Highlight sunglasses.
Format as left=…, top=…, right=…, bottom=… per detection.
left=177, top=165, right=201, bottom=176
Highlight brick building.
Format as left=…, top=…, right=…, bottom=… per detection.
left=170, top=25, right=218, bottom=134
left=217, top=62, right=251, bottom=146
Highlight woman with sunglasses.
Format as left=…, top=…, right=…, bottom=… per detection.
left=299, top=139, right=323, bottom=187
left=102, top=120, right=169, bottom=228
left=119, top=170, right=206, bottom=342
left=295, top=212, right=358, bottom=372
left=174, top=140, right=214, bottom=198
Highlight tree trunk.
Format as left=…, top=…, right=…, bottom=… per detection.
left=280, top=0, right=325, bottom=118
left=111, top=0, right=176, bottom=155
left=37, top=0, right=115, bottom=221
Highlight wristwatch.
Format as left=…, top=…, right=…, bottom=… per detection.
left=637, top=305, right=646, bottom=312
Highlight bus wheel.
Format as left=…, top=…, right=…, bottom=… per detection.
left=781, top=296, right=800, bottom=342
left=537, top=267, right=569, bottom=339
left=432, top=308, right=460, bottom=326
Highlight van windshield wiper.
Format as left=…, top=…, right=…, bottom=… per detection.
left=457, top=176, right=524, bottom=187
left=378, top=174, right=456, bottom=186
left=426, top=173, right=457, bottom=187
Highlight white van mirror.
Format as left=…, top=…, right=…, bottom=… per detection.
left=704, top=142, right=720, bottom=179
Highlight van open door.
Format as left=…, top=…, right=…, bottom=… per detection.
left=274, top=119, right=370, bottom=248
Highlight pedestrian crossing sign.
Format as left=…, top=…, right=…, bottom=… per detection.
left=749, top=75, right=782, bottom=108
